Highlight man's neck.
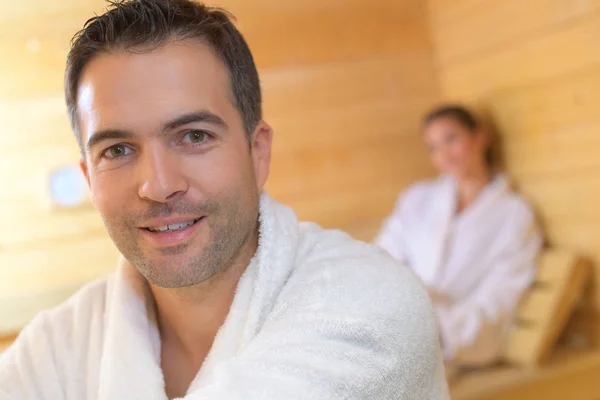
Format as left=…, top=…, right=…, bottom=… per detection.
left=150, top=226, right=259, bottom=358
left=150, top=224, right=259, bottom=399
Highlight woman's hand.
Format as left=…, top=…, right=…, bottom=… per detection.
left=427, top=287, right=453, bottom=307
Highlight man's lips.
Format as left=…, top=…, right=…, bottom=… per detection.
left=138, top=216, right=205, bottom=248
left=142, top=217, right=203, bottom=233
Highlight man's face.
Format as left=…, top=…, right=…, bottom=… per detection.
left=78, top=40, right=271, bottom=288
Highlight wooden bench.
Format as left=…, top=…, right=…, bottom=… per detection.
left=452, top=348, right=600, bottom=400
left=451, top=249, right=593, bottom=399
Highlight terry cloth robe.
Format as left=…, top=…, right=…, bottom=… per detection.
left=0, top=193, right=450, bottom=400
left=375, top=175, right=542, bottom=365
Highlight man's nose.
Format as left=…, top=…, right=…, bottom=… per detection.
left=137, top=145, right=188, bottom=203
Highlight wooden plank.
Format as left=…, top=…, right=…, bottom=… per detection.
left=261, top=55, right=438, bottom=129
left=0, top=236, right=116, bottom=333
left=0, top=0, right=104, bottom=20
left=542, top=223, right=600, bottom=266
left=0, top=97, right=73, bottom=148
left=0, top=38, right=70, bottom=99
left=437, top=13, right=600, bottom=98
left=451, top=350, right=600, bottom=400
left=268, top=100, right=431, bottom=155
left=505, top=250, right=588, bottom=365
left=268, top=134, right=432, bottom=200
left=489, top=68, right=600, bottom=132
left=476, top=70, right=600, bottom=178
left=227, top=0, right=433, bottom=69
left=503, top=122, right=600, bottom=178
left=535, top=251, right=580, bottom=284
left=516, top=289, right=560, bottom=323
left=0, top=144, right=82, bottom=209
left=0, top=282, right=94, bottom=335
left=273, top=178, right=430, bottom=232
left=504, top=326, right=544, bottom=365
left=427, top=0, right=488, bottom=24
left=0, top=0, right=433, bottom=99
left=537, top=257, right=591, bottom=363
left=0, top=235, right=118, bottom=296
left=428, top=0, right=600, bottom=64
left=0, top=209, right=105, bottom=251
left=516, top=171, right=600, bottom=222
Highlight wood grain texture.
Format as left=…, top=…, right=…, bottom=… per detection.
left=434, top=12, right=600, bottom=99
left=0, top=0, right=432, bottom=99
left=428, top=0, right=600, bottom=65
left=452, top=349, right=600, bottom=400
left=505, top=251, right=591, bottom=365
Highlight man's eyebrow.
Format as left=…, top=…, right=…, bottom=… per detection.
left=86, top=130, right=135, bottom=152
left=162, top=111, right=228, bottom=132
left=85, top=111, right=228, bottom=152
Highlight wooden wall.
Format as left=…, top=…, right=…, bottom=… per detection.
left=0, top=0, right=439, bottom=334
left=427, top=0, right=600, bottom=345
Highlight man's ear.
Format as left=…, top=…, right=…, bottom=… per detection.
left=79, top=156, right=90, bottom=187
left=250, top=121, right=273, bottom=190
left=79, top=155, right=95, bottom=205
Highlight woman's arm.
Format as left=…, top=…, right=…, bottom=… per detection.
left=436, top=207, right=542, bottom=366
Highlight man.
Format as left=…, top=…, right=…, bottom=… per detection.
left=0, top=1, right=449, bottom=398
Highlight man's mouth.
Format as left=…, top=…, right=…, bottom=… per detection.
left=145, top=217, right=203, bottom=233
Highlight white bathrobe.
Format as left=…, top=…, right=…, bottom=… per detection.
left=375, top=175, right=542, bottom=366
left=0, top=194, right=449, bottom=400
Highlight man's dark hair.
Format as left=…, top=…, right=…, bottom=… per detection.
left=65, top=0, right=261, bottom=150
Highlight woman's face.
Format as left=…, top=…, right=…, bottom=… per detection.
left=423, top=117, right=487, bottom=178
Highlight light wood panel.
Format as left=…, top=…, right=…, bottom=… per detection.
left=428, top=0, right=600, bottom=347
left=506, top=251, right=590, bottom=365
left=0, top=0, right=440, bottom=334
left=433, top=12, right=600, bottom=99
left=452, top=349, right=600, bottom=400
left=0, top=235, right=119, bottom=333
left=0, top=0, right=431, bottom=99
left=428, top=0, right=600, bottom=65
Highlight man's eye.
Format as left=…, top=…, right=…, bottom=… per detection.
left=185, top=130, right=208, bottom=144
left=103, top=144, right=131, bottom=159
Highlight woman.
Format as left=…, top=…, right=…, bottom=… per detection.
left=375, top=105, right=542, bottom=367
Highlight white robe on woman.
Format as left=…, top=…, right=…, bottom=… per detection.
left=375, top=175, right=542, bottom=365
left=0, top=193, right=449, bottom=399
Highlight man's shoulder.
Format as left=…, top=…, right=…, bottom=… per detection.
left=1, top=275, right=113, bottom=372
left=277, top=222, right=442, bottom=385
left=26, top=275, right=113, bottom=345
left=53, top=275, right=113, bottom=318
left=293, top=222, right=435, bottom=321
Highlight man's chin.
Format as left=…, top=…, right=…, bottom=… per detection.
left=132, top=250, right=217, bottom=288
left=139, top=262, right=204, bottom=288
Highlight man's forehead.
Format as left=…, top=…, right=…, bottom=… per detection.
left=76, top=40, right=234, bottom=136
left=78, top=40, right=228, bottom=95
